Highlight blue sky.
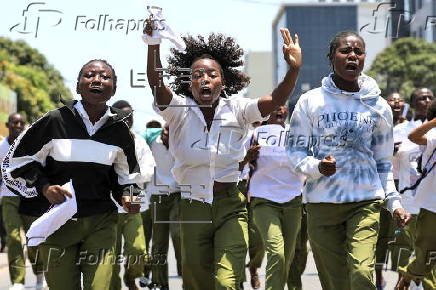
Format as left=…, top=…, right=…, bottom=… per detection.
left=1, top=0, right=294, bottom=132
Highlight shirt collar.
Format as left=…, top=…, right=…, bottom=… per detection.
left=74, top=100, right=116, bottom=122
left=187, top=97, right=228, bottom=127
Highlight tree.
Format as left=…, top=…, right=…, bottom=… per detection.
left=366, top=38, right=436, bottom=101
left=0, top=37, right=72, bottom=122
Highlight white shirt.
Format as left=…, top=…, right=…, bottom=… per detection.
left=0, top=137, right=16, bottom=197
left=74, top=101, right=116, bottom=136
left=239, top=128, right=255, bottom=181
left=414, top=130, right=436, bottom=213
left=249, top=124, right=304, bottom=203
left=154, top=95, right=267, bottom=203
left=147, top=135, right=179, bottom=195
left=396, top=138, right=422, bottom=214
left=394, top=119, right=427, bottom=214
left=116, top=133, right=155, bottom=213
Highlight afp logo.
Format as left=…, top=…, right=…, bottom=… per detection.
left=9, top=2, right=63, bottom=38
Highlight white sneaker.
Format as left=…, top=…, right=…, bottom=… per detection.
left=139, top=276, right=152, bottom=287
left=36, top=274, right=47, bottom=289
left=9, top=284, right=24, bottom=290
left=410, top=280, right=424, bottom=290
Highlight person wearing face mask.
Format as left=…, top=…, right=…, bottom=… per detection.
left=144, top=19, right=301, bottom=289
left=141, top=124, right=182, bottom=290
left=1, top=60, right=146, bottom=290
left=109, top=100, right=154, bottom=290
left=247, top=105, right=305, bottom=289
left=287, top=31, right=411, bottom=290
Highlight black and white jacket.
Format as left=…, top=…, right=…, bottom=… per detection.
left=1, top=100, right=141, bottom=217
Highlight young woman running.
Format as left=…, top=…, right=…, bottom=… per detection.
left=2, top=60, right=145, bottom=290
left=144, top=21, right=301, bottom=289
left=287, top=31, right=410, bottom=290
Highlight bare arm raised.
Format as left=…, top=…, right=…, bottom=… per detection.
left=145, top=19, right=173, bottom=108
left=257, top=28, right=302, bottom=117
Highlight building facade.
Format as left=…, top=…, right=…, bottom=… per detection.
left=272, top=3, right=391, bottom=112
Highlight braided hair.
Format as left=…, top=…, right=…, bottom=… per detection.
left=76, top=59, right=118, bottom=94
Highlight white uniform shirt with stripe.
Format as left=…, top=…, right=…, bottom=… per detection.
left=415, top=129, right=436, bottom=214
left=0, top=137, right=16, bottom=197
left=147, top=134, right=179, bottom=196
left=249, top=124, right=305, bottom=203
left=397, top=138, right=422, bottom=214
left=116, top=133, right=155, bottom=213
left=394, top=119, right=427, bottom=214
left=154, top=95, right=267, bottom=203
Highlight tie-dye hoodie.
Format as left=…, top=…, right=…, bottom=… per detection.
left=287, top=73, right=402, bottom=213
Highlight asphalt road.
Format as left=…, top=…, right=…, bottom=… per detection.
left=0, top=241, right=400, bottom=289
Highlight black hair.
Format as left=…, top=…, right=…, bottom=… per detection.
left=427, top=99, right=436, bottom=121
left=386, top=92, right=404, bottom=100
left=112, top=100, right=131, bottom=110
left=7, top=112, right=23, bottom=123
left=76, top=59, right=117, bottom=94
left=410, top=88, right=433, bottom=105
left=167, top=33, right=250, bottom=98
left=327, top=31, right=366, bottom=69
left=146, top=120, right=162, bottom=129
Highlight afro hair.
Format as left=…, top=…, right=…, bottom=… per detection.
left=167, top=33, right=250, bottom=98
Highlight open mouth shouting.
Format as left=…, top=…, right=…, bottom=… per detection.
left=345, top=62, right=358, bottom=72
left=199, top=86, right=215, bottom=101
left=89, top=86, right=104, bottom=94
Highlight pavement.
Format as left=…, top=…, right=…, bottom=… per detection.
left=0, top=242, right=400, bottom=289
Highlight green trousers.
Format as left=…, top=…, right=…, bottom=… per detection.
left=39, top=211, right=117, bottom=290
left=246, top=199, right=264, bottom=270
left=251, top=196, right=302, bottom=290
left=375, top=207, right=394, bottom=271
left=237, top=180, right=264, bottom=272
left=141, top=208, right=153, bottom=278
left=110, top=213, right=147, bottom=290
left=2, top=196, right=43, bottom=284
left=392, top=214, right=436, bottom=289
left=399, top=208, right=436, bottom=289
left=391, top=214, right=417, bottom=271
left=287, top=208, right=308, bottom=290
left=150, top=193, right=182, bottom=286
left=307, top=200, right=382, bottom=290
left=180, top=185, right=248, bottom=290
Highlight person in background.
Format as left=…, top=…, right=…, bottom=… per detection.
left=238, top=121, right=264, bottom=289
left=146, top=120, right=163, bottom=129
left=249, top=105, right=305, bottom=289
left=139, top=120, right=163, bottom=288
left=375, top=92, right=408, bottom=289
left=396, top=100, right=436, bottom=290
left=0, top=113, right=46, bottom=290
left=142, top=123, right=181, bottom=290
left=109, top=100, right=155, bottom=290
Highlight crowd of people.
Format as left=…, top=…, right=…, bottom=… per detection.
left=0, top=16, right=434, bottom=290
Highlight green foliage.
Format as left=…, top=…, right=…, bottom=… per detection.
left=0, top=37, right=71, bottom=122
left=366, top=38, right=436, bottom=101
